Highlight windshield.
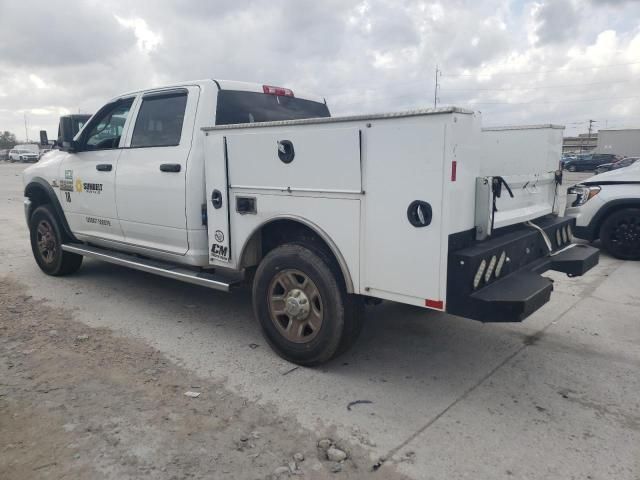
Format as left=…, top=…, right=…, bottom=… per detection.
left=215, top=90, right=330, bottom=126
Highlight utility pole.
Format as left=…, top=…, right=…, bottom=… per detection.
left=433, top=65, right=440, bottom=108
left=588, top=119, right=596, bottom=152
left=24, top=112, right=29, bottom=142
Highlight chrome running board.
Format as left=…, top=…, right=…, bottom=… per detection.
left=62, top=244, right=239, bottom=292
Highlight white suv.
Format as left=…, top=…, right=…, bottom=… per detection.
left=566, top=163, right=640, bottom=260
left=9, top=149, right=39, bottom=163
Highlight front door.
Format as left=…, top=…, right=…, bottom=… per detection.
left=115, top=87, right=198, bottom=255
left=61, top=98, right=135, bottom=242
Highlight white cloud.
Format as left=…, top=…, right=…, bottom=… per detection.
left=29, top=74, right=48, bottom=90
left=114, top=15, right=162, bottom=53
left=1, top=0, right=639, bottom=140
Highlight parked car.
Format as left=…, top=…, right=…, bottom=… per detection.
left=563, top=153, right=619, bottom=172
left=560, top=154, right=577, bottom=168
left=8, top=149, right=39, bottom=163
left=594, top=156, right=639, bottom=175
left=566, top=162, right=640, bottom=259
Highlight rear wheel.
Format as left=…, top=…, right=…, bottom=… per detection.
left=252, top=243, right=362, bottom=366
left=29, top=205, right=83, bottom=275
left=567, top=165, right=577, bottom=172
left=600, top=208, right=640, bottom=260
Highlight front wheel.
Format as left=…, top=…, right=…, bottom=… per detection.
left=252, top=243, right=362, bottom=366
left=567, top=165, right=577, bottom=172
left=600, top=208, right=640, bottom=260
left=29, top=205, right=83, bottom=275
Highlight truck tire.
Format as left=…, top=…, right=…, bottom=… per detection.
left=252, top=243, right=362, bottom=366
left=600, top=208, right=640, bottom=260
left=29, top=205, right=83, bottom=275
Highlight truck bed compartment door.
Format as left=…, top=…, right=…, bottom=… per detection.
left=204, top=135, right=231, bottom=266
left=362, top=121, right=447, bottom=307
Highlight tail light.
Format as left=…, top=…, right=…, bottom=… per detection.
left=263, top=85, right=294, bottom=97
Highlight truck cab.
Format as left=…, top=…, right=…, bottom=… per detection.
left=24, top=80, right=329, bottom=262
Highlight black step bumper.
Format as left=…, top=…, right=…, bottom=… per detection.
left=446, top=216, right=599, bottom=323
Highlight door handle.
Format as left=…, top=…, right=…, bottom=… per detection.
left=160, top=163, right=181, bottom=172
left=211, top=189, right=223, bottom=209
left=96, top=164, right=112, bottom=172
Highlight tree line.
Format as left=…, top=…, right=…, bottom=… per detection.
left=0, top=131, right=18, bottom=149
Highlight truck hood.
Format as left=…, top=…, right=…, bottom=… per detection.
left=581, top=162, right=640, bottom=184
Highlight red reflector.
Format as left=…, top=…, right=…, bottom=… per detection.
left=451, top=160, right=457, bottom=182
left=262, top=85, right=294, bottom=97
left=425, top=299, right=444, bottom=310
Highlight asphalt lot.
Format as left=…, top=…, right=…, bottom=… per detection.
left=1, top=163, right=639, bottom=479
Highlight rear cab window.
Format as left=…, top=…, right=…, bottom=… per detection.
left=215, top=90, right=330, bottom=126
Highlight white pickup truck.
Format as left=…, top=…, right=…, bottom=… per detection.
left=23, top=79, right=599, bottom=365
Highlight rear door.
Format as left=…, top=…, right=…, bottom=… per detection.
left=116, top=86, right=199, bottom=254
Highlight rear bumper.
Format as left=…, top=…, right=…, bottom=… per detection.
left=446, top=215, right=599, bottom=323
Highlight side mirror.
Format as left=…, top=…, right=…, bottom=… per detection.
left=62, top=139, right=80, bottom=153
left=58, top=117, right=80, bottom=152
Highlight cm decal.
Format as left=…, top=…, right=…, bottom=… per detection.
left=210, top=243, right=229, bottom=261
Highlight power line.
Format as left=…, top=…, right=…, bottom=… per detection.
left=440, top=79, right=638, bottom=92
left=441, top=60, right=640, bottom=78
left=446, top=95, right=640, bottom=106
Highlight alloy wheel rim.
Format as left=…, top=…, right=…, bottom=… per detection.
left=36, top=220, right=57, bottom=264
left=611, top=214, right=640, bottom=255
left=268, top=269, right=323, bottom=344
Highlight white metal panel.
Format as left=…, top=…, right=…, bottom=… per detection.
left=204, top=134, right=232, bottom=266
left=225, top=127, right=362, bottom=193
left=480, top=126, right=563, bottom=229
left=492, top=173, right=557, bottom=229
left=362, top=118, right=448, bottom=304
left=202, top=107, right=472, bottom=131
left=481, top=125, right=563, bottom=176
left=229, top=193, right=361, bottom=291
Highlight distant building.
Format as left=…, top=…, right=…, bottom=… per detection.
left=596, top=128, right=640, bottom=157
left=563, top=133, right=597, bottom=154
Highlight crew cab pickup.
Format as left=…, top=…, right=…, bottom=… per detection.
left=23, top=79, right=599, bottom=365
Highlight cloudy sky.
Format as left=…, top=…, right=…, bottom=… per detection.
left=1, top=0, right=639, bottom=141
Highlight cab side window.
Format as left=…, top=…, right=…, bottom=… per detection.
left=84, top=99, right=134, bottom=150
left=130, top=91, right=188, bottom=148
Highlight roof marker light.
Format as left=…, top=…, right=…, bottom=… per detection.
left=263, top=85, right=294, bottom=97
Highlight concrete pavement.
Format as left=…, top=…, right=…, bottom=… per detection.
left=1, top=163, right=639, bottom=479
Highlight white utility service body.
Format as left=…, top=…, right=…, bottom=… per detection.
left=202, top=109, right=480, bottom=308
left=22, top=79, right=599, bottom=364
